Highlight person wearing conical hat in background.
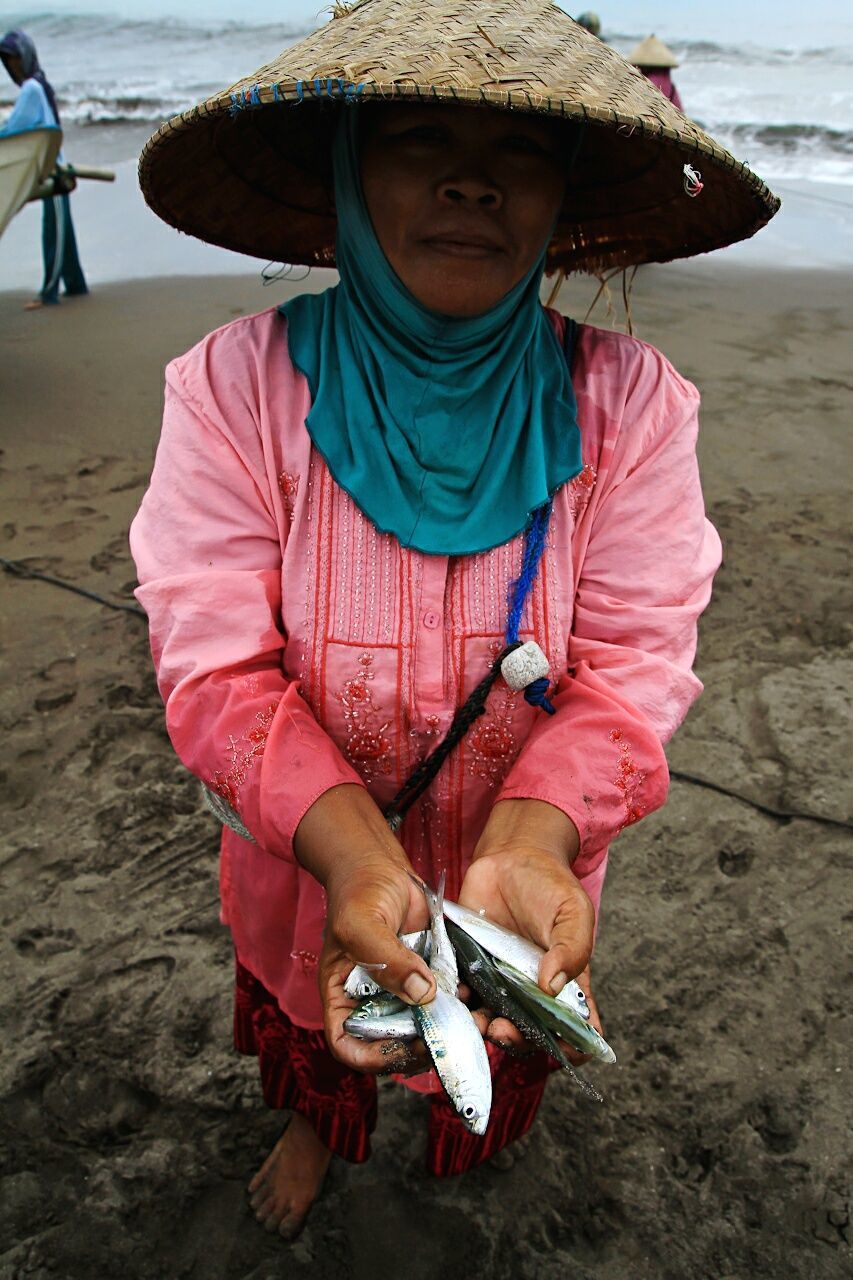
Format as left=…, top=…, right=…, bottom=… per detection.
left=131, top=0, right=777, bottom=1239
left=628, top=33, right=684, bottom=111
left=0, top=30, right=89, bottom=309
left=575, top=11, right=601, bottom=37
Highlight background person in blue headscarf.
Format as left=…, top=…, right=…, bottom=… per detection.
left=0, top=29, right=88, bottom=309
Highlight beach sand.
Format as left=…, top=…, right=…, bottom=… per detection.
left=0, top=263, right=850, bottom=1279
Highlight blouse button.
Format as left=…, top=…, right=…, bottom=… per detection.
left=422, top=610, right=441, bottom=630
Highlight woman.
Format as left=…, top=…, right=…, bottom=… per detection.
left=0, top=29, right=88, bottom=308
left=132, top=0, right=777, bottom=1241
left=628, top=34, right=685, bottom=112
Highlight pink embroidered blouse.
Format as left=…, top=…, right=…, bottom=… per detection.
left=130, top=307, right=721, bottom=1030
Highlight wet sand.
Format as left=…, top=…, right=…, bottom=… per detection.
left=0, top=264, right=850, bottom=1279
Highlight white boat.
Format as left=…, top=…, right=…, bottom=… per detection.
left=0, top=126, right=61, bottom=240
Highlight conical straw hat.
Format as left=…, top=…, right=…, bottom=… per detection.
left=139, top=0, right=777, bottom=273
left=628, top=35, right=679, bottom=69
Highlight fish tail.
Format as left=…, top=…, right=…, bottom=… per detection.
left=414, top=872, right=445, bottom=930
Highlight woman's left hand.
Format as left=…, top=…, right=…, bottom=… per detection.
left=458, top=798, right=597, bottom=1058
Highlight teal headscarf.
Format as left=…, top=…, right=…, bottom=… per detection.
left=279, top=109, right=582, bottom=557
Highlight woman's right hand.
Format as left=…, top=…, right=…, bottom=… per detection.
left=293, top=784, right=436, bottom=1074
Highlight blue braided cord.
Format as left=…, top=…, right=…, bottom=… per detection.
left=272, top=83, right=281, bottom=102
left=229, top=92, right=241, bottom=117
left=524, top=677, right=556, bottom=716
left=248, top=83, right=262, bottom=105
left=295, top=80, right=304, bottom=102
left=505, top=500, right=553, bottom=645
left=314, top=77, right=323, bottom=97
left=502, top=501, right=556, bottom=716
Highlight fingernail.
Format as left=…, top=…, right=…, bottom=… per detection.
left=403, top=972, right=432, bottom=1003
left=550, top=971, right=568, bottom=995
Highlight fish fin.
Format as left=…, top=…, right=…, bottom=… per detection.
left=413, top=874, right=445, bottom=933
left=561, top=1060, right=604, bottom=1103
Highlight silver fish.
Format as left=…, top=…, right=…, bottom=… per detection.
left=343, top=929, right=432, bottom=1000
left=442, top=898, right=591, bottom=1020
left=414, top=875, right=492, bottom=1136
left=492, top=957, right=616, bottom=1065
left=353, top=991, right=407, bottom=1019
left=445, top=918, right=603, bottom=1103
left=344, top=1007, right=419, bottom=1041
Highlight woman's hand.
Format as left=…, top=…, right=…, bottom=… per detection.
left=293, top=784, right=436, bottom=1075
left=459, top=798, right=599, bottom=1059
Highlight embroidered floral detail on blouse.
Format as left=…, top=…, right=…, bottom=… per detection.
left=289, top=949, right=318, bottom=974
left=278, top=471, right=299, bottom=521
left=210, top=701, right=280, bottom=810
left=336, top=651, right=393, bottom=782
left=568, top=462, right=597, bottom=521
left=609, top=727, right=646, bottom=828
left=469, top=689, right=519, bottom=786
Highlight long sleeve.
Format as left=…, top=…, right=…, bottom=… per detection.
left=130, top=353, right=365, bottom=862
left=496, top=338, right=721, bottom=873
left=0, top=78, right=57, bottom=136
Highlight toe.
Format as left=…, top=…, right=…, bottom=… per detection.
left=279, top=1213, right=305, bottom=1241
left=250, top=1184, right=274, bottom=1211
left=253, top=1194, right=276, bottom=1222
left=262, top=1204, right=286, bottom=1233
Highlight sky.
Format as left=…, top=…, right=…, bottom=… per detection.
left=2, top=1, right=851, bottom=47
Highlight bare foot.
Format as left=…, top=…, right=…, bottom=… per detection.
left=23, top=300, right=44, bottom=311
left=247, top=1112, right=332, bottom=1239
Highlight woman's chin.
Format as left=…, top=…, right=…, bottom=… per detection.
left=409, top=281, right=511, bottom=319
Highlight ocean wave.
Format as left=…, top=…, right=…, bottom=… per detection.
left=726, top=123, right=853, bottom=157
left=1, top=12, right=309, bottom=43
left=14, top=13, right=853, bottom=65
left=610, top=33, right=853, bottom=67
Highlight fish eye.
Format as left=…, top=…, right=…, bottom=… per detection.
left=463, top=1104, right=476, bottom=1119
left=577, top=990, right=586, bottom=1001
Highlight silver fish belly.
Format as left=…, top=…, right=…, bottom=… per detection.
left=344, top=1007, right=419, bottom=1041
left=413, top=989, right=491, bottom=1135
left=442, top=898, right=591, bottom=1020
left=413, top=874, right=492, bottom=1134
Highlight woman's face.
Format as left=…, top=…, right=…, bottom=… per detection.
left=359, top=104, right=570, bottom=317
left=1, top=53, right=24, bottom=85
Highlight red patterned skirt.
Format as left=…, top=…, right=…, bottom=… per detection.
left=234, top=957, right=556, bottom=1177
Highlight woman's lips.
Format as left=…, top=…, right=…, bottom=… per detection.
left=421, top=235, right=504, bottom=259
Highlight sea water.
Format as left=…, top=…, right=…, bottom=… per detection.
left=0, top=6, right=851, bottom=284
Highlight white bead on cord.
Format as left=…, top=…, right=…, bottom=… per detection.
left=500, top=640, right=550, bottom=692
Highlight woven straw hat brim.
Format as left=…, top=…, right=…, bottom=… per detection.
left=139, top=0, right=778, bottom=274
left=628, top=35, right=680, bottom=69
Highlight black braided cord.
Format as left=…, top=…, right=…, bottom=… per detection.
left=383, top=641, right=521, bottom=831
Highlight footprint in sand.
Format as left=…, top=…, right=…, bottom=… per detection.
left=90, top=535, right=131, bottom=574
left=717, top=845, right=753, bottom=877
left=43, top=1065, right=156, bottom=1140
left=33, top=688, right=76, bottom=711
left=14, top=926, right=79, bottom=958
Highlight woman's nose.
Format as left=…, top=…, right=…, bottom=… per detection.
left=437, top=176, right=502, bottom=209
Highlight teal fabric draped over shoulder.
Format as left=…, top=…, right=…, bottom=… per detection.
left=279, top=109, right=582, bottom=557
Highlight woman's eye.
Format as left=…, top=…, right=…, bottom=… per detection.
left=502, top=135, right=550, bottom=156
left=393, top=126, right=446, bottom=145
